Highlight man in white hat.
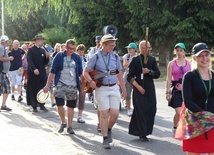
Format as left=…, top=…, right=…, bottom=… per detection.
left=83, top=34, right=126, bottom=149
left=0, top=35, right=14, bottom=111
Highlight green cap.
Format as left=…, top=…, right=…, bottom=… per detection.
left=125, top=43, right=137, bottom=49
left=174, top=43, right=186, bottom=51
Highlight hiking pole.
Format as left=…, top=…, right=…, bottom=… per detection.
left=144, top=0, right=150, bottom=64
left=143, top=0, right=150, bottom=86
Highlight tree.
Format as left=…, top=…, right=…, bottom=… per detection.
left=4, top=0, right=214, bottom=63
left=41, top=27, right=71, bottom=46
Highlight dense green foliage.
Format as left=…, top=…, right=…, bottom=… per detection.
left=41, top=27, right=71, bottom=46
left=2, top=0, right=214, bottom=64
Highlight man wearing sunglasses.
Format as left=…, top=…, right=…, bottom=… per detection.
left=43, top=39, right=82, bottom=134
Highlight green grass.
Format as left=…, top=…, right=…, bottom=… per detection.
left=155, top=66, right=167, bottom=82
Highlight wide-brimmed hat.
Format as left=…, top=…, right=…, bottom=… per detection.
left=174, top=43, right=186, bottom=51
left=100, top=34, right=117, bottom=43
left=125, top=43, right=137, bottom=49
left=37, top=89, right=50, bottom=104
left=33, top=34, right=44, bottom=41
left=192, top=42, right=211, bottom=56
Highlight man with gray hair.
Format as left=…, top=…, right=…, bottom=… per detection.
left=8, top=40, right=25, bottom=102
left=0, top=35, right=14, bottom=111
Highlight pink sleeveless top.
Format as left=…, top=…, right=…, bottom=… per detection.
left=172, top=60, right=190, bottom=81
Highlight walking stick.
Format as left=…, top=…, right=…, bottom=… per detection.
left=144, top=0, right=150, bottom=64
left=143, top=0, right=151, bottom=86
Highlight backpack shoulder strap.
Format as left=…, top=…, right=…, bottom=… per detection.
left=93, top=47, right=97, bottom=54
left=114, top=52, right=118, bottom=61
left=93, top=52, right=99, bottom=70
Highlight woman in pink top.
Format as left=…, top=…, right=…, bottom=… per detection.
left=165, top=43, right=191, bottom=135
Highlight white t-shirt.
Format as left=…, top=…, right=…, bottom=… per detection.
left=88, top=46, right=99, bottom=59
left=123, top=53, right=136, bottom=82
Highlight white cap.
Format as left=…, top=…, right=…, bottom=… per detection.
left=0, top=35, right=9, bottom=42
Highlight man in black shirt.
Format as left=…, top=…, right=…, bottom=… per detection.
left=8, top=40, right=25, bottom=102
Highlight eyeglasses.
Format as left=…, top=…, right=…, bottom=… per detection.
left=67, top=47, right=75, bottom=50
left=107, top=44, right=116, bottom=48
left=197, top=53, right=210, bottom=59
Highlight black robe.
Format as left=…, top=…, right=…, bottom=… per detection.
left=26, top=45, right=49, bottom=108
left=127, top=54, right=160, bottom=137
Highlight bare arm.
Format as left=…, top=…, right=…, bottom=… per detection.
left=117, top=70, right=126, bottom=99
left=165, top=61, right=173, bottom=101
left=166, top=61, right=172, bottom=92
left=46, top=73, right=54, bottom=87
left=0, top=54, right=13, bottom=62
left=43, top=73, right=54, bottom=93
left=83, top=67, right=96, bottom=89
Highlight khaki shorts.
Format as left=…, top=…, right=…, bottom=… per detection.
left=95, top=84, right=121, bottom=111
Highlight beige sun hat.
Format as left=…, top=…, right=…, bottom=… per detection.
left=37, top=89, right=50, bottom=103
left=100, top=34, right=117, bottom=43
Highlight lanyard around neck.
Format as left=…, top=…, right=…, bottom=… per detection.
left=65, top=56, right=72, bottom=68
left=196, top=69, right=211, bottom=110
left=139, top=54, right=148, bottom=68
left=101, top=51, right=110, bottom=71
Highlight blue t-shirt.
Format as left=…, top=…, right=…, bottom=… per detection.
left=8, top=48, right=25, bottom=71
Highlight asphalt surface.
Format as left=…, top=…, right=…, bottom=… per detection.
left=1, top=81, right=185, bottom=155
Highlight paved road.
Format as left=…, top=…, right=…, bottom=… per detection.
left=0, top=81, right=185, bottom=155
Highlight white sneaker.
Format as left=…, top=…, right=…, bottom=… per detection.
left=127, top=109, right=133, bottom=116
left=77, top=116, right=85, bottom=123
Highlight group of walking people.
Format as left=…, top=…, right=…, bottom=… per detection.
left=0, top=32, right=214, bottom=154
left=166, top=42, right=214, bottom=155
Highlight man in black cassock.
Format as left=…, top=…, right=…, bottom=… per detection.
left=26, top=35, right=49, bottom=112
left=127, top=40, right=160, bottom=142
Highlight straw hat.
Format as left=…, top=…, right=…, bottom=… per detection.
left=100, top=34, right=117, bottom=43
left=37, top=89, right=50, bottom=103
